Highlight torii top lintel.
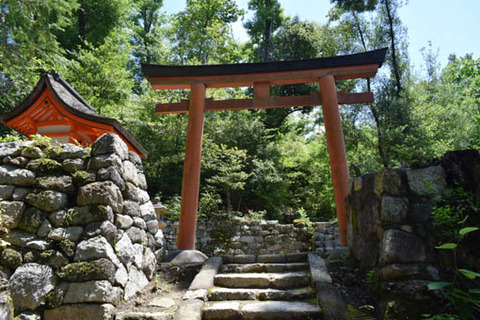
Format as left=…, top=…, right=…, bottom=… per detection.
left=142, top=48, right=387, bottom=90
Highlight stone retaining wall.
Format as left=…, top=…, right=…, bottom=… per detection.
left=0, top=134, right=165, bottom=319
left=346, top=149, right=480, bottom=319
left=161, top=219, right=343, bottom=256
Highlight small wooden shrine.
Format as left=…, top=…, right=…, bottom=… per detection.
left=0, top=72, right=147, bottom=157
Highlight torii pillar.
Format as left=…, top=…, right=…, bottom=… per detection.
left=319, top=75, right=349, bottom=244
left=177, top=83, right=206, bottom=249
left=142, top=48, right=387, bottom=250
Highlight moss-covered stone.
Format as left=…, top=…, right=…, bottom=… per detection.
left=44, top=146, right=62, bottom=159
left=26, top=158, right=62, bottom=175
left=39, top=250, right=69, bottom=268
left=34, top=175, right=75, bottom=194
left=59, top=239, right=76, bottom=257
left=0, top=291, right=14, bottom=320
left=18, top=207, right=45, bottom=233
left=72, top=170, right=96, bottom=186
left=25, top=191, right=68, bottom=212
left=65, top=205, right=113, bottom=226
left=0, top=248, right=22, bottom=269
left=57, top=259, right=115, bottom=283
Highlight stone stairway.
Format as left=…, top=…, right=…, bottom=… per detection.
left=202, top=253, right=322, bottom=320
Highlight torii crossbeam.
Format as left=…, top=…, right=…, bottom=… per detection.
left=142, top=48, right=387, bottom=249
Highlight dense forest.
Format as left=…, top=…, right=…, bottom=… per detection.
left=1, top=0, right=479, bottom=222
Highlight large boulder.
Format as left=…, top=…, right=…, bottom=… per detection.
left=63, top=280, right=123, bottom=305
left=122, top=161, right=138, bottom=185
left=67, top=205, right=114, bottom=226
left=25, top=191, right=68, bottom=212
left=25, top=159, right=62, bottom=176
left=406, top=166, right=447, bottom=198
left=34, top=176, right=75, bottom=194
left=19, top=207, right=45, bottom=233
left=91, top=133, right=129, bottom=161
left=0, top=201, right=25, bottom=229
left=5, top=231, right=52, bottom=251
left=0, top=165, right=35, bottom=186
left=9, top=263, right=57, bottom=311
left=124, top=266, right=149, bottom=300
left=77, top=182, right=123, bottom=213
left=97, top=166, right=125, bottom=191
left=88, top=154, right=123, bottom=171
left=380, top=229, right=426, bottom=265
left=0, top=291, right=14, bottom=320
left=0, top=185, right=15, bottom=200
left=114, top=234, right=136, bottom=268
left=74, top=236, right=119, bottom=262
left=59, top=259, right=116, bottom=283
left=43, top=303, right=115, bottom=320
left=59, top=144, right=87, bottom=160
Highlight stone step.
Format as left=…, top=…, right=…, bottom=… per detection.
left=213, top=272, right=310, bottom=289
left=202, top=300, right=322, bottom=320
left=222, top=253, right=308, bottom=264
left=208, top=287, right=315, bottom=301
left=114, top=311, right=169, bottom=320
left=220, top=262, right=309, bottom=273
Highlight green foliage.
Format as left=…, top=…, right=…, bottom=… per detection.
left=428, top=227, right=480, bottom=320
left=432, top=186, right=474, bottom=243
left=0, top=134, right=25, bottom=143
left=294, top=207, right=313, bottom=230
left=243, top=209, right=267, bottom=221
left=170, top=0, right=243, bottom=64
left=366, top=268, right=380, bottom=292
left=203, top=143, right=250, bottom=212
left=244, top=0, right=284, bottom=61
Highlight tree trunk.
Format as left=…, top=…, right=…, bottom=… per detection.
left=384, top=0, right=402, bottom=97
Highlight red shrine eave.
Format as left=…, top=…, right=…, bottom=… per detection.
left=0, top=73, right=148, bottom=157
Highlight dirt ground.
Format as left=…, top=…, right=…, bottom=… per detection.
left=114, top=263, right=201, bottom=318
left=326, top=255, right=382, bottom=319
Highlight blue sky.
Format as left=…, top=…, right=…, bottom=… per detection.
left=163, top=0, right=480, bottom=74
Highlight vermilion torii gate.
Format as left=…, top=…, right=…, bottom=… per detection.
left=142, top=48, right=386, bottom=249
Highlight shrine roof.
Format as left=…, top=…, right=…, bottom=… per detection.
left=1, top=73, right=147, bottom=157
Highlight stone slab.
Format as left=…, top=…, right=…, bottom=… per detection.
left=233, top=254, right=256, bottom=264
left=285, top=252, right=308, bottom=262
left=241, top=301, right=321, bottom=320
left=208, top=287, right=315, bottom=301
left=214, top=273, right=270, bottom=289
left=114, top=312, right=167, bottom=320
left=44, top=304, right=115, bottom=320
left=188, top=256, right=222, bottom=290
left=221, top=262, right=309, bottom=273
left=168, top=250, right=208, bottom=265
left=173, top=299, right=203, bottom=320
left=315, top=282, right=348, bottom=320
left=202, top=301, right=240, bottom=320
left=269, top=272, right=310, bottom=290
left=257, top=254, right=286, bottom=263
left=308, top=253, right=332, bottom=285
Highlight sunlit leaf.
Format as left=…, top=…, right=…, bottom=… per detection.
left=428, top=282, right=452, bottom=290
left=459, top=227, right=479, bottom=236
left=435, top=243, right=457, bottom=249
left=459, top=268, right=480, bottom=279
